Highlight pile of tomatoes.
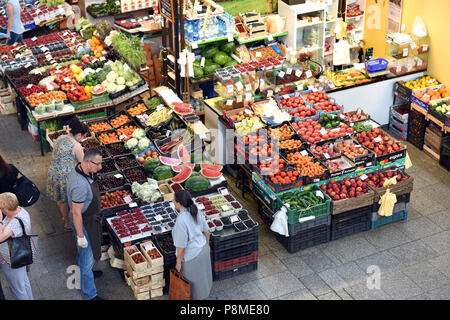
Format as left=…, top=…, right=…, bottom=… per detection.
left=302, top=91, right=329, bottom=104
left=291, top=119, right=355, bottom=145
left=267, top=169, right=300, bottom=185
left=289, top=106, right=317, bottom=119
left=258, top=156, right=286, bottom=175
left=278, top=96, right=305, bottom=110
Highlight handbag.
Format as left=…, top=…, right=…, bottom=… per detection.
left=11, top=168, right=40, bottom=207
left=169, top=268, right=191, bottom=300
left=0, top=218, right=38, bottom=269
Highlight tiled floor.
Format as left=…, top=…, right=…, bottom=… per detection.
left=0, top=113, right=449, bottom=300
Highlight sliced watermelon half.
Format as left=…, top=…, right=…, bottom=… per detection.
left=201, top=168, right=223, bottom=179
left=171, top=166, right=192, bottom=183
left=159, top=156, right=181, bottom=166
left=172, top=163, right=196, bottom=172
left=177, top=144, right=190, bottom=163
left=200, top=163, right=223, bottom=172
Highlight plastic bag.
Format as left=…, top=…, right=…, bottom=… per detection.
left=333, top=40, right=351, bottom=66
left=412, top=16, right=427, bottom=38
left=270, top=206, right=289, bottom=237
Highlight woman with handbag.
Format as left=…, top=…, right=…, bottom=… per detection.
left=172, top=190, right=212, bottom=300
left=0, top=192, right=33, bottom=300
left=46, top=118, right=88, bottom=231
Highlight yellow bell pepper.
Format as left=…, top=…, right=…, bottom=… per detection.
left=84, top=86, right=91, bottom=95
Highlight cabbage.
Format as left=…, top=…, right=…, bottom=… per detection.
left=132, top=128, right=145, bottom=139
left=132, top=180, right=161, bottom=202
left=131, top=182, right=142, bottom=195
left=116, top=84, right=126, bottom=92
left=138, top=137, right=150, bottom=150
left=125, top=138, right=138, bottom=150
left=116, top=77, right=125, bottom=85
left=106, top=83, right=117, bottom=93
left=106, top=71, right=117, bottom=83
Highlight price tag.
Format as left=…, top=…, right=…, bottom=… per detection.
left=350, top=123, right=354, bottom=127
left=295, top=69, right=303, bottom=78
left=396, top=66, right=401, bottom=73
left=374, top=136, right=382, bottom=143
left=130, top=19, right=137, bottom=23
left=259, top=79, right=265, bottom=87
left=422, top=44, right=428, bottom=52
left=286, top=68, right=292, bottom=75
left=403, top=48, right=409, bottom=57
left=166, top=130, right=171, bottom=137
left=236, top=95, right=243, bottom=103
left=64, top=77, right=71, bottom=83
left=410, top=42, right=417, bottom=50
left=129, top=202, right=138, bottom=208
left=320, top=128, right=327, bottom=135
left=123, top=64, right=130, bottom=73
left=226, top=100, right=233, bottom=106
left=37, top=92, right=44, bottom=96
left=354, top=144, right=361, bottom=148
left=278, top=71, right=285, bottom=78
left=31, top=36, right=38, bottom=42
left=230, top=215, right=239, bottom=223
left=228, top=34, right=233, bottom=42
left=235, top=82, right=243, bottom=91
left=115, top=1, right=120, bottom=5
left=114, top=174, right=123, bottom=179
left=219, top=188, right=229, bottom=196
left=100, top=56, right=106, bottom=61
left=267, top=90, right=273, bottom=97
left=315, top=190, right=324, bottom=199
left=41, top=46, right=48, bottom=52
left=191, top=42, right=198, bottom=49
left=357, top=108, right=362, bottom=114
left=92, top=58, right=98, bottom=63
left=300, top=150, right=308, bottom=156
left=227, top=85, right=233, bottom=93
left=305, top=70, right=312, bottom=78
left=328, top=82, right=335, bottom=89
left=296, top=85, right=303, bottom=91
left=155, top=214, right=163, bottom=221
left=255, top=52, right=262, bottom=58
left=339, top=114, right=345, bottom=120
left=312, top=87, right=318, bottom=92
left=36, top=9, right=40, bottom=14
left=221, top=205, right=231, bottom=211
left=275, top=88, right=281, bottom=93
left=70, top=37, right=76, bottom=45
left=360, top=174, right=368, bottom=181
left=324, top=152, right=330, bottom=159
left=27, top=84, right=33, bottom=89
left=119, top=134, right=127, bottom=140
left=245, top=84, right=252, bottom=92
left=245, top=93, right=252, bottom=101
left=200, top=57, right=205, bottom=68
left=70, top=87, right=76, bottom=92
left=347, top=75, right=352, bottom=80
left=197, top=203, right=205, bottom=210
left=123, top=195, right=132, bottom=203
left=268, top=34, right=273, bottom=41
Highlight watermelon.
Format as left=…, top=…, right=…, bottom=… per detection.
left=213, top=51, right=229, bottom=66
left=159, top=156, right=181, bottom=166
left=201, top=168, right=222, bottom=179
left=204, top=64, right=220, bottom=75
left=220, top=42, right=236, bottom=54
left=201, top=163, right=223, bottom=172
left=185, top=175, right=209, bottom=192
left=201, top=46, right=219, bottom=59
left=224, top=60, right=239, bottom=67
left=144, top=157, right=160, bottom=173
left=171, top=166, right=192, bottom=183
left=91, top=84, right=105, bottom=95
left=173, top=104, right=193, bottom=115
left=177, top=144, right=190, bottom=163
left=172, top=164, right=195, bottom=172
left=153, top=165, right=174, bottom=181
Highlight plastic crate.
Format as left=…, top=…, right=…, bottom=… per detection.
left=330, top=205, right=372, bottom=241
left=78, top=110, right=108, bottom=121
left=213, top=251, right=258, bottom=272
left=153, top=232, right=177, bottom=271
left=288, top=213, right=331, bottom=237
left=276, top=223, right=331, bottom=254
left=252, top=180, right=283, bottom=212
left=389, top=123, right=408, bottom=141
left=213, top=261, right=258, bottom=281
left=211, top=241, right=258, bottom=262
left=366, top=58, right=388, bottom=73
left=210, top=223, right=259, bottom=252
left=370, top=211, right=408, bottom=229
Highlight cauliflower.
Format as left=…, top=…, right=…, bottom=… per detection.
left=106, top=71, right=117, bottom=83
left=116, top=77, right=125, bottom=85
left=132, top=128, right=145, bottom=139
left=138, top=137, right=150, bottom=151
left=116, top=84, right=126, bottom=92
left=106, top=83, right=117, bottom=93
left=125, top=138, right=138, bottom=150
left=126, top=81, right=134, bottom=87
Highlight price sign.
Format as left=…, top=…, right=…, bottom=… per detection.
left=347, top=75, right=352, bottom=80
left=219, top=188, right=229, bottom=196
left=244, top=108, right=252, bottom=115
left=228, top=34, right=233, bottom=42
left=114, top=174, right=123, bottom=179
left=312, top=87, right=318, bottom=92
left=123, top=195, right=132, bottom=204
left=191, top=42, right=198, bottom=49
left=267, top=90, right=273, bottom=97
left=339, top=114, right=345, bottom=120
left=331, top=128, right=340, bottom=132
left=286, top=68, right=292, bottom=75
left=245, top=93, right=252, bottom=101
left=396, top=66, right=401, bottom=73
left=296, top=85, right=303, bottom=91
left=315, top=190, right=324, bottom=199
left=123, top=64, right=130, bottom=73
left=41, top=46, right=48, bottom=52
left=350, top=123, right=354, bottom=127
left=64, top=77, right=71, bottom=83
left=295, top=69, right=303, bottom=78
left=166, top=130, right=171, bottom=137
left=70, top=87, right=76, bottom=91
left=115, top=1, right=120, bottom=5
left=300, top=150, right=308, bottom=156
left=221, top=205, right=231, bottom=211
left=129, top=202, right=138, bottom=208
left=227, top=85, right=233, bottom=93
left=36, top=9, right=40, bottom=14
left=259, top=79, right=265, bottom=87
left=230, top=215, right=239, bottom=223
left=200, top=57, right=205, bottom=68
left=235, top=82, right=243, bottom=91
left=31, top=37, right=37, bottom=42
left=410, top=42, right=417, bottom=50
left=92, top=58, right=98, bottom=63
left=71, top=38, right=76, bottom=44
left=422, top=44, right=428, bottom=52
left=197, top=203, right=205, bottom=210
left=374, top=136, right=382, bottom=143
left=226, top=100, right=233, bottom=106
left=236, top=95, right=243, bottom=103
left=357, top=108, right=362, bottom=114
left=320, top=128, right=327, bottom=135
left=305, top=70, right=312, bottom=78
left=324, top=152, right=330, bottom=159
left=155, top=214, right=163, bottom=221
left=360, top=174, right=368, bottom=181
left=168, top=109, right=174, bottom=115
left=37, top=92, right=44, bottom=96
left=278, top=71, right=285, bottom=78
left=267, top=34, right=273, bottom=41
left=100, top=56, right=106, bottom=61
left=27, top=84, right=33, bottom=89
left=354, top=144, right=361, bottom=148
left=119, top=134, right=127, bottom=140
left=130, top=19, right=137, bottom=23
left=255, top=52, right=262, bottom=58
left=403, top=48, right=409, bottom=57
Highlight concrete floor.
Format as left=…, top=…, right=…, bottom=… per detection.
left=0, top=113, right=449, bottom=300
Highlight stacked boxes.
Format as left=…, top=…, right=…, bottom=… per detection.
left=407, top=106, right=427, bottom=150
left=0, top=85, right=17, bottom=115
left=423, top=123, right=450, bottom=161
left=389, top=104, right=409, bottom=140
left=123, top=242, right=164, bottom=300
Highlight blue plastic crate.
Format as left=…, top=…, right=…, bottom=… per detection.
left=366, top=58, right=389, bottom=73
left=370, top=211, right=408, bottom=229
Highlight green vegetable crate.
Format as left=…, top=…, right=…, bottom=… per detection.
left=71, top=92, right=111, bottom=110
left=278, top=186, right=331, bottom=224
left=252, top=180, right=283, bottom=212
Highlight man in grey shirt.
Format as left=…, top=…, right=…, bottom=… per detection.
left=67, top=149, right=104, bottom=300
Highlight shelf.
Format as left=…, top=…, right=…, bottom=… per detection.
left=346, top=14, right=364, bottom=20
left=326, top=19, right=337, bottom=24
left=296, top=20, right=324, bottom=28
left=185, top=34, right=239, bottom=47
left=237, top=31, right=288, bottom=44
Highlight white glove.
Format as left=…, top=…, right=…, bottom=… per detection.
left=77, top=236, right=88, bottom=248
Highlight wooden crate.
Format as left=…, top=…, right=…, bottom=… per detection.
left=331, top=189, right=375, bottom=215
left=124, top=260, right=152, bottom=279
left=134, top=291, right=150, bottom=300
left=151, top=288, right=163, bottom=298
left=150, top=272, right=163, bottom=284
left=130, top=278, right=151, bottom=294
left=124, top=271, right=132, bottom=286
left=0, top=100, right=17, bottom=115
left=131, top=275, right=150, bottom=287
left=157, top=182, right=174, bottom=202
left=369, top=167, right=414, bottom=202
left=151, top=265, right=164, bottom=275
left=151, top=278, right=166, bottom=290
left=423, top=144, right=440, bottom=161
left=140, top=240, right=164, bottom=268
left=124, top=245, right=149, bottom=272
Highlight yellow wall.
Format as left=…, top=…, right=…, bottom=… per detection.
left=363, top=0, right=450, bottom=84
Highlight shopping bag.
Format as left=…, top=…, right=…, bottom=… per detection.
left=11, top=169, right=40, bottom=207
left=169, top=268, right=191, bottom=300
left=270, top=207, right=289, bottom=237
left=333, top=40, right=351, bottom=66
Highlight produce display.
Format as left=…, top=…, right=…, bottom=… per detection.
left=342, top=110, right=369, bottom=123
left=101, top=189, right=135, bottom=208
left=278, top=189, right=326, bottom=211
left=131, top=179, right=161, bottom=203
left=352, top=121, right=374, bottom=132
left=127, top=103, right=148, bottom=117
left=145, top=108, right=173, bottom=127
left=89, top=121, right=112, bottom=132
left=302, top=91, right=329, bottom=104
left=27, top=91, right=67, bottom=107
left=291, top=119, right=355, bottom=144
left=268, top=124, right=294, bottom=140
left=365, top=170, right=409, bottom=188
left=105, top=142, right=129, bottom=157
left=318, top=114, right=341, bottom=129
left=279, top=139, right=303, bottom=150
left=98, top=173, right=128, bottom=191
left=117, top=125, right=137, bottom=141
left=430, top=101, right=450, bottom=116
left=285, top=151, right=326, bottom=178
left=402, top=76, right=439, bottom=90
left=234, top=118, right=265, bottom=136
left=324, top=158, right=352, bottom=173
left=309, top=144, right=340, bottom=160
left=110, top=114, right=130, bottom=128
left=193, top=41, right=239, bottom=79
left=124, top=167, right=147, bottom=183
left=320, top=177, right=369, bottom=201
left=98, top=132, right=120, bottom=144
left=413, top=86, right=449, bottom=103
left=336, top=140, right=369, bottom=160
left=355, top=128, right=404, bottom=156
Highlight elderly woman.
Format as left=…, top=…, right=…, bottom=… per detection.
left=0, top=192, right=33, bottom=300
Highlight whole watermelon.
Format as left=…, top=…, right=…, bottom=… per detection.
left=153, top=165, right=174, bottom=181
left=193, top=66, right=204, bottom=78
left=220, top=42, right=236, bottom=54
left=213, top=51, right=230, bottom=66
left=144, top=157, right=160, bottom=174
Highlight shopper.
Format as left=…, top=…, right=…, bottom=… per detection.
left=0, top=192, right=33, bottom=300
left=172, top=190, right=212, bottom=300
left=0, top=154, right=20, bottom=194
left=47, top=118, right=88, bottom=231
left=3, top=0, right=25, bottom=45
left=67, top=149, right=104, bottom=300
